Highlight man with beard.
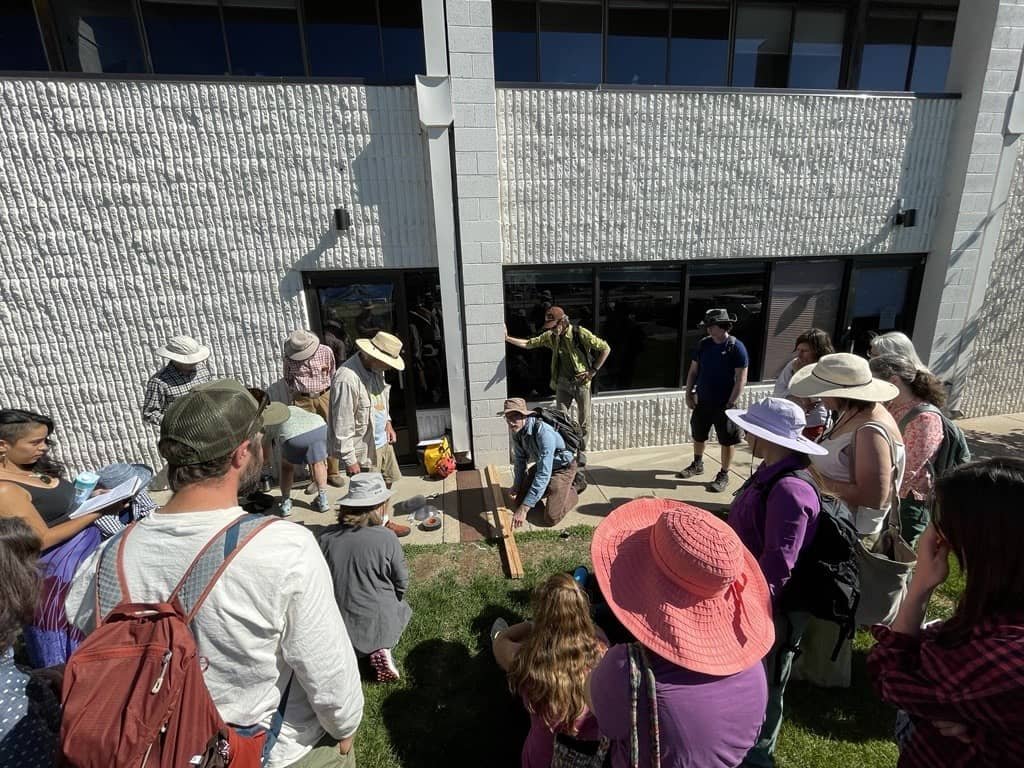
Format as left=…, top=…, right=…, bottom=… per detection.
left=66, top=380, right=364, bottom=768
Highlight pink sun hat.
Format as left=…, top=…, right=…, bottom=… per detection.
left=591, top=498, right=774, bottom=676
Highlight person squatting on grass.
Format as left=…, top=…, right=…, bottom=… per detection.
left=319, top=473, right=412, bottom=684
left=868, top=457, right=1024, bottom=767
left=491, top=573, right=608, bottom=768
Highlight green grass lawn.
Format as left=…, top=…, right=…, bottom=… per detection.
left=353, top=526, right=962, bottom=768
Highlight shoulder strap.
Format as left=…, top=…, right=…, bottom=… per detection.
left=170, top=514, right=280, bottom=622
left=852, top=421, right=903, bottom=532
left=628, top=643, right=661, bottom=768
left=897, top=403, right=938, bottom=432
left=95, top=522, right=140, bottom=621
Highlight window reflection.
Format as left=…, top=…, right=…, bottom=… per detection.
left=789, top=9, right=845, bottom=89
left=304, top=0, right=383, bottom=80
left=859, top=10, right=915, bottom=90
left=0, top=0, right=49, bottom=71
left=911, top=12, right=955, bottom=92
left=539, top=1, right=602, bottom=84
left=732, top=5, right=791, bottom=88
left=494, top=0, right=538, bottom=81
left=223, top=2, right=304, bottom=77
left=606, top=1, right=669, bottom=85
left=380, top=0, right=426, bottom=83
left=669, top=3, right=729, bottom=86
left=143, top=0, right=227, bottom=75
left=52, top=0, right=145, bottom=73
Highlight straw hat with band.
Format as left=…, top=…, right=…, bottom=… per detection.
left=497, top=398, right=532, bottom=418
left=726, top=397, right=828, bottom=456
left=355, top=331, right=405, bottom=371
left=159, top=379, right=290, bottom=465
left=157, top=335, right=210, bottom=365
left=788, top=353, right=899, bottom=402
left=283, top=330, right=320, bottom=361
left=591, top=498, right=774, bottom=676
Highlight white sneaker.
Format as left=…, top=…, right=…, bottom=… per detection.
left=316, top=491, right=330, bottom=513
left=279, top=498, right=293, bottom=517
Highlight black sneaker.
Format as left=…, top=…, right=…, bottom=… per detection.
left=676, top=460, right=705, bottom=479
left=708, top=470, right=730, bottom=493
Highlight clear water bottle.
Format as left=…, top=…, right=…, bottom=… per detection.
left=73, top=471, right=100, bottom=506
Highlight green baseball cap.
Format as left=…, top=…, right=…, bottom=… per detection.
left=159, top=379, right=290, bottom=465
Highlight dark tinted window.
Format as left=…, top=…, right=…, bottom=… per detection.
left=669, top=3, right=729, bottom=86
left=606, top=1, right=668, bottom=85
left=304, top=0, right=383, bottom=80
left=858, top=10, right=915, bottom=90
left=598, top=267, right=681, bottom=390
left=380, top=0, right=425, bottom=83
left=223, top=3, right=304, bottom=77
left=493, top=0, right=538, bottom=81
left=52, top=0, right=145, bottom=73
left=0, top=0, right=49, bottom=71
left=911, top=12, right=955, bottom=91
left=539, top=1, right=602, bottom=83
left=685, top=263, right=767, bottom=380
left=789, top=8, right=844, bottom=89
left=732, top=4, right=791, bottom=88
left=143, top=1, right=227, bottom=75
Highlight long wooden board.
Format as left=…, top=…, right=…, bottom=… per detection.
left=484, top=464, right=524, bottom=579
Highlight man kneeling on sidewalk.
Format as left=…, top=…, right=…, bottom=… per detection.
left=501, top=398, right=579, bottom=528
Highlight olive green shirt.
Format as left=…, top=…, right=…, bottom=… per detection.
left=525, top=325, right=610, bottom=390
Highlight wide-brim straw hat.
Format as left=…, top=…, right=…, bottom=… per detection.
left=789, top=352, right=899, bottom=402
left=157, top=335, right=210, bottom=365
left=283, top=330, right=320, bottom=361
left=355, top=331, right=405, bottom=371
left=726, top=397, right=828, bottom=456
left=591, top=498, right=774, bottom=676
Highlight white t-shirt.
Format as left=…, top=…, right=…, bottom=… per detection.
left=66, top=507, right=363, bottom=768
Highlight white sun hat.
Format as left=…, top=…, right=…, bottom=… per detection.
left=726, top=397, right=828, bottom=456
left=788, top=353, right=899, bottom=403
left=157, top=335, right=210, bottom=365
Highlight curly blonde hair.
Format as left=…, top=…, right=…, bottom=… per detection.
left=506, top=573, right=604, bottom=733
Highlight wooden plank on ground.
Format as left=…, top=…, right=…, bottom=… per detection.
left=455, top=469, right=489, bottom=543
left=484, top=464, right=524, bottom=579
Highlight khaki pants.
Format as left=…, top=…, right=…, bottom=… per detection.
left=555, top=380, right=591, bottom=451
left=293, top=390, right=340, bottom=477
left=515, top=461, right=578, bottom=526
left=374, top=443, right=403, bottom=485
left=285, top=736, right=355, bottom=768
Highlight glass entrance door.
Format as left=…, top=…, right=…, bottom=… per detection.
left=305, top=270, right=447, bottom=464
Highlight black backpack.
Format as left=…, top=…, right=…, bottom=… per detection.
left=533, top=406, right=584, bottom=457
left=751, top=467, right=861, bottom=660
left=897, top=403, right=971, bottom=479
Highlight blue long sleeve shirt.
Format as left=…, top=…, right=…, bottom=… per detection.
left=512, top=416, right=574, bottom=509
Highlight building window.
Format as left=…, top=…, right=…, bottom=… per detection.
left=539, top=1, right=602, bottom=84
left=606, top=0, right=669, bottom=85
left=732, top=4, right=791, bottom=88
left=599, top=266, right=682, bottom=390
left=763, top=260, right=844, bottom=378
left=0, top=0, right=49, bottom=71
left=142, top=0, right=227, bottom=75
left=379, top=0, right=426, bottom=84
left=669, top=2, right=729, bottom=86
left=841, top=263, right=918, bottom=356
left=858, top=6, right=954, bottom=91
left=304, top=0, right=383, bottom=80
left=52, top=0, right=146, bottom=73
left=493, top=0, right=539, bottom=81
left=789, top=8, right=845, bottom=89
left=222, top=1, right=304, bottom=77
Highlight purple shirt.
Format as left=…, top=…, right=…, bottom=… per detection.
left=589, top=645, right=767, bottom=768
left=727, top=453, right=821, bottom=605
left=520, top=696, right=601, bottom=768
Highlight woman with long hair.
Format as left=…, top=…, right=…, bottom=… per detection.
left=492, top=573, right=607, bottom=768
left=869, top=457, right=1024, bottom=766
left=869, top=353, right=948, bottom=546
left=869, top=331, right=930, bottom=373
left=0, top=409, right=106, bottom=667
left=0, top=517, right=61, bottom=765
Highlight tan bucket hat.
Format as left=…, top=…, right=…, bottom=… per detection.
left=789, top=353, right=899, bottom=402
left=283, top=330, right=320, bottom=361
left=355, top=331, right=405, bottom=371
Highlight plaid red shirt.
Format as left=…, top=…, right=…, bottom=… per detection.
left=283, top=344, right=335, bottom=396
left=868, top=614, right=1024, bottom=767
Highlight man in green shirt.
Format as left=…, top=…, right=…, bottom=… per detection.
left=505, top=306, right=611, bottom=461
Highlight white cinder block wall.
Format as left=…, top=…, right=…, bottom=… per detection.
left=447, top=0, right=509, bottom=466
left=0, top=80, right=434, bottom=470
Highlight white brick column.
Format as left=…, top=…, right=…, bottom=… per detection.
left=446, top=0, right=508, bottom=466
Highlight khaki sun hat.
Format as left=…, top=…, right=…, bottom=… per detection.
left=788, top=352, right=899, bottom=402
left=497, top=398, right=531, bottom=417
left=283, top=330, right=320, bottom=361
left=355, top=331, right=405, bottom=371
left=157, top=335, right=210, bottom=365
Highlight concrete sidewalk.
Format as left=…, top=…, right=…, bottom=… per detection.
left=153, top=412, right=1024, bottom=546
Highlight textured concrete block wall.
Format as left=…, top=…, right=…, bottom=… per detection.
left=496, top=89, right=955, bottom=264
left=959, top=150, right=1024, bottom=416
left=0, top=78, right=433, bottom=470
left=447, top=0, right=508, bottom=465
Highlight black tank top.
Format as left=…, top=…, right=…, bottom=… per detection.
left=1, top=477, right=76, bottom=526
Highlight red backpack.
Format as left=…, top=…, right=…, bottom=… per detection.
left=59, top=514, right=288, bottom=768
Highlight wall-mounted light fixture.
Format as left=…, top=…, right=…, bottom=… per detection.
left=893, top=199, right=917, bottom=228
left=334, top=207, right=352, bottom=232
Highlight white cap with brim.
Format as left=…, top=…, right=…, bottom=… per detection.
left=789, top=353, right=899, bottom=403
left=338, top=472, right=393, bottom=507
left=157, top=335, right=210, bottom=365
left=726, top=397, right=829, bottom=456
